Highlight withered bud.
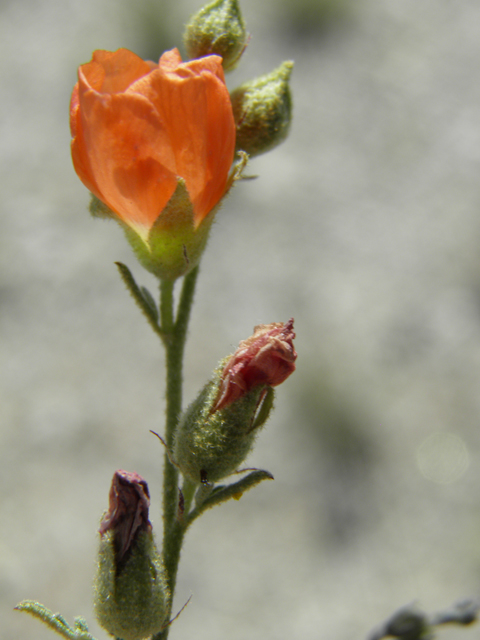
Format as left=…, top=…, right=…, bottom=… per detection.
left=214, top=318, right=297, bottom=411
left=173, top=319, right=297, bottom=484
left=99, top=470, right=151, bottom=561
left=95, top=471, right=168, bottom=640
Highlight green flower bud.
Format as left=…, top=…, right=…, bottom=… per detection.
left=184, top=0, right=248, bottom=72
left=231, top=61, right=294, bottom=156
left=174, top=377, right=267, bottom=484
left=94, top=471, right=169, bottom=640
left=173, top=320, right=297, bottom=484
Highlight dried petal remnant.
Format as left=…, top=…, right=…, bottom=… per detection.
left=99, top=470, right=151, bottom=560
left=214, top=318, right=297, bottom=411
left=95, top=471, right=168, bottom=640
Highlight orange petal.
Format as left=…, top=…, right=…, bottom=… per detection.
left=83, top=49, right=153, bottom=94
left=76, top=75, right=178, bottom=236
left=131, top=53, right=235, bottom=225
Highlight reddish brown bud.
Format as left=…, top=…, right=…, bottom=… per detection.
left=99, top=470, right=151, bottom=561
left=213, top=318, right=297, bottom=412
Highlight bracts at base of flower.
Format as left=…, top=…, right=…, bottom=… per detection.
left=117, top=179, right=217, bottom=281
left=94, top=471, right=169, bottom=640
left=90, top=162, right=244, bottom=281
left=173, top=320, right=297, bottom=484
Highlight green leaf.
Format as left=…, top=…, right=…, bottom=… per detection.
left=187, top=469, right=273, bottom=524
left=15, top=601, right=97, bottom=640
left=140, top=286, right=159, bottom=323
left=115, top=262, right=165, bottom=341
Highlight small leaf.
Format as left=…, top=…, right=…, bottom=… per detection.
left=188, top=469, right=273, bottom=524
left=140, top=286, right=159, bottom=322
left=115, top=262, right=165, bottom=341
left=15, top=601, right=97, bottom=640
left=74, top=617, right=93, bottom=638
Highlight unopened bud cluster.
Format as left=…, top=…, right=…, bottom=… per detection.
left=185, top=0, right=294, bottom=158
left=93, top=321, right=296, bottom=638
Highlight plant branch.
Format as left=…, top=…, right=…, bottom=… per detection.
left=156, top=267, right=199, bottom=640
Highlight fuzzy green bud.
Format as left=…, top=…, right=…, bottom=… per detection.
left=173, top=320, right=297, bottom=484
left=174, top=375, right=268, bottom=484
left=231, top=61, right=294, bottom=156
left=184, top=0, right=248, bottom=72
left=94, top=471, right=169, bottom=640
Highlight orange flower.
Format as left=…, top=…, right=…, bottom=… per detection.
left=70, top=48, right=236, bottom=278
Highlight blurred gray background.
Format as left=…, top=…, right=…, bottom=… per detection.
left=2, top=0, right=480, bottom=638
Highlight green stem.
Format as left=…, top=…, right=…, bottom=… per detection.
left=155, top=267, right=199, bottom=640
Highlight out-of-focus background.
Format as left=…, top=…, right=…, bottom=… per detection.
left=2, top=0, right=480, bottom=638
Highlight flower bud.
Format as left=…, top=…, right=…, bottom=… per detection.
left=184, top=0, right=248, bottom=72
left=173, top=320, right=296, bottom=484
left=231, top=61, right=293, bottom=156
left=94, top=471, right=169, bottom=640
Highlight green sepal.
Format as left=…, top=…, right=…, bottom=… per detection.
left=94, top=530, right=169, bottom=640
left=231, top=61, right=294, bottom=156
left=89, top=194, right=115, bottom=220
left=115, top=262, right=165, bottom=341
left=251, top=387, right=275, bottom=431
left=188, top=469, right=274, bottom=524
left=184, top=0, right=248, bottom=72
left=89, top=180, right=218, bottom=282
left=173, top=376, right=266, bottom=484
left=14, top=601, right=97, bottom=640
left=122, top=179, right=216, bottom=281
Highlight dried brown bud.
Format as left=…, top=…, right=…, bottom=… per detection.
left=99, top=470, right=151, bottom=561
left=214, top=318, right=297, bottom=412
left=95, top=470, right=168, bottom=640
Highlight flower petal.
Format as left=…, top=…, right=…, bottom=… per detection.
left=130, top=52, right=235, bottom=225
left=83, top=49, right=153, bottom=94
left=75, top=77, right=179, bottom=237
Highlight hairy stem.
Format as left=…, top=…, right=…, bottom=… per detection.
left=155, top=267, right=199, bottom=640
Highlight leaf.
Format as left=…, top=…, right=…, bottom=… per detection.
left=187, top=469, right=273, bottom=525
left=140, top=286, right=159, bottom=322
left=15, top=601, right=97, bottom=640
left=115, top=262, right=165, bottom=341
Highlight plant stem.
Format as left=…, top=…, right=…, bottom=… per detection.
left=155, top=267, right=199, bottom=640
